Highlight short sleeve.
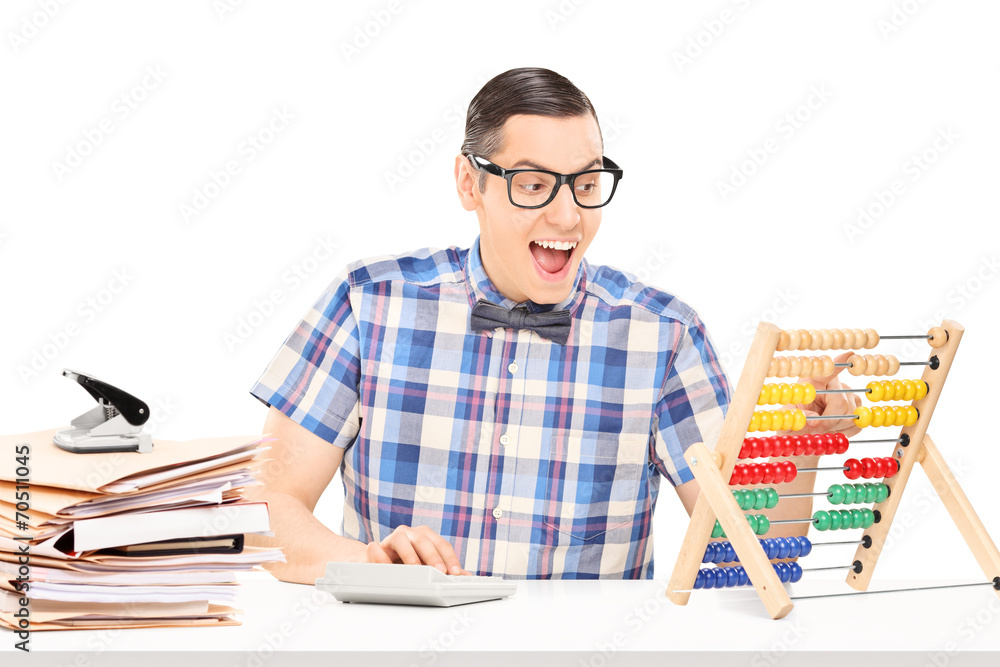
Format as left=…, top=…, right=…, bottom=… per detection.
left=249, top=270, right=362, bottom=449
left=650, top=315, right=731, bottom=486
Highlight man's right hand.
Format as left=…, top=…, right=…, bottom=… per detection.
left=361, top=525, right=472, bottom=576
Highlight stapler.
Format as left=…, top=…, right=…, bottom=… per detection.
left=53, top=369, right=153, bottom=453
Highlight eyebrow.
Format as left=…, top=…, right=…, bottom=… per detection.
left=510, top=157, right=604, bottom=171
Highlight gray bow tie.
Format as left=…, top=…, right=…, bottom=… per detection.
left=470, top=299, right=571, bottom=345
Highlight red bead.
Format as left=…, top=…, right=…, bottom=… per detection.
left=760, top=464, right=774, bottom=485
left=834, top=433, right=849, bottom=455
left=739, top=439, right=752, bottom=459
left=822, top=433, right=837, bottom=456
left=760, top=437, right=774, bottom=458
left=799, top=434, right=814, bottom=456
left=782, top=460, right=798, bottom=483
left=875, top=458, right=888, bottom=478
left=793, top=436, right=807, bottom=457
left=749, top=438, right=763, bottom=459
left=750, top=463, right=766, bottom=485
left=772, top=462, right=787, bottom=485
left=860, top=458, right=877, bottom=479
left=884, top=458, right=900, bottom=479
left=779, top=435, right=795, bottom=457
left=730, top=469, right=740, bottom=485
left=844, top=459, right=862, bottom=480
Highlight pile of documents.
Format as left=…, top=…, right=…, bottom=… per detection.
left=0, top=429, right=283, bottom=630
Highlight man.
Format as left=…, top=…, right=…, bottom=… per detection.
left=247, top=67, right=855, bottom=584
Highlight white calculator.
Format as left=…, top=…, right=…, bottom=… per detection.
left=316, top=562, right=517, bottom=607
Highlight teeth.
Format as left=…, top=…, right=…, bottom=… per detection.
left=533, top=240, right=578, bottom=251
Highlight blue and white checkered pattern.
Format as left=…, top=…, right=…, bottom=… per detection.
left=251, top=236, right=730, bottom=579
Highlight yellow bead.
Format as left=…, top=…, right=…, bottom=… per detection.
left=905, top=405, right=919, bottom=427
left=871, top=407, right=886, bottom=428
left=867, top=381, right=884, bottom=402
left=883, top=407, right=897, bottom=427
left=915, top=381, right=928, bottom=401
left=854, top=406, right=873, bottom=428
left=750, top=412, right=761, bottom=432
left=894, top=406, right=908, bottom=425
left=758, top=386, right=769, bottom=406
left=902, top=380, right=916, bottom=401
left=759, top=412, right=771, bottom=432
left=781, top=409, right=795, bottom=431
left=881, top=380, right=895, bottom=401
left=779, top=383, right=793, bottom=404
left=791, top=383, right=805, bottom=404
left=804, top=382, right=816, bottom=404
left=891, top=380, right=906, bottom=401
left=792, top=409, right=807, bottom=431
left=769, top=384, right=783, bottom=404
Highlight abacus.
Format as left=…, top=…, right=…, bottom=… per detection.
left=666, top=320, right=1000, bottom=619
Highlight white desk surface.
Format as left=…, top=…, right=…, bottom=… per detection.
left=7, top=574, right=1000, bottom=666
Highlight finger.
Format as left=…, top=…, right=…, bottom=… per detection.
left=366, top=541, right=393, bottom=564
left=419, top=528, right=470, bottom=575
left=380, top=531, right=426, bottom=567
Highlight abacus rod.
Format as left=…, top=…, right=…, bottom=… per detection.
left=851, top=438, right=901, bottom=444
left=899, top=361, right=934, bottom=366
left=810, top=540, right=865, bottom=546
left=769, top=519, right=815, bottom=525
left=878, top=334, right=932, bottom=340
left=790, top=581, right=996, bottom=601
left=817, top=388, right=868, bottom=394
left=802, top=566, right=854, bottom=572
left=797, top=466, right=849, bottom=472
left=807, top=415, right=856, bottom=420
left=780, top=492, right=830, bottom=498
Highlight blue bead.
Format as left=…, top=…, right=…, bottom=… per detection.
left=702, top=545, right=713, bottom=564
left=714, top=569, right=729, bottom=589
left=724, top=542, right=737, bottom=563
left=774, top=562, right=791, bottom=583
left=766, top=539, right=778, bottom=560
left=702, top=568, right=717, bottom=589
left=694, top=569, right=706, bottom=589
left=726, top=567, right=739, bottom=587
left=736, top=567, right=749, bottom=586
left=789, top=562, right=803, bottom=583
left=712, top=543, right=727, bottom=564
left=786, top=537, right=801, bottom=559
left=798, top=536, right=812, bottom=558
left=775, top=537, right=790, bottom=560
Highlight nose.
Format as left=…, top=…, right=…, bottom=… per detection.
left=544, top=181, right=581, bottom=229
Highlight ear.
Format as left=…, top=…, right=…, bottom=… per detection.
left=454, top=154, right=480, bottom=212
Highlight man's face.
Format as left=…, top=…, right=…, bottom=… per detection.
left=470, top=114, right=604, bottom=305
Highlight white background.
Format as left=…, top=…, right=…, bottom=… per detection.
left=2, top=0, right=998, bottom=583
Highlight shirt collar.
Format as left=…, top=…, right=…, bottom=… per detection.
left=464, top=235, right=588, bottom=316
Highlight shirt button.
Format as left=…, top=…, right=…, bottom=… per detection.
left=492, top=508, right=503, bottom=519
left=508, top=362, right=518, bottom=374
left=499, top=434, right=510, bottom=446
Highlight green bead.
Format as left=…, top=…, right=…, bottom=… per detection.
left=850, top=509, right=864, bottom=529
left=739, top=490, right=754, bottom=511
left=753, top=489, right=768, bottom=511
left=865, top=483, right=878, bottom=504
left=828, top=510, right=843, bottom=530
left=839, top=510, right=853, bottom=530
left=828, top=484, right=845, bottom=505
left=712, top=521, right=724, bottom=538
left=756, top=515, right=770, bottom=535
left=746, top=514, right=759, bottom=534
left=842, top=484, right=857, bottom=505
left=875, top=484, right=889, bottom=504
left=861, top=508, right=875, bottom=528
left=814, top=510, right=832, bottom=531
left=766, top=488, right=780, bottom=509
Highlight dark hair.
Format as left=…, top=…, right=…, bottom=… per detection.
left=460, top=67, right=602, bottom=192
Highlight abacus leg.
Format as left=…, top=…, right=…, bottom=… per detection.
left=919, top=435, right=1000, bottom=598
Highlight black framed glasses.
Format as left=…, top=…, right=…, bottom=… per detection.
left=466, top=154, right=623, bottom=209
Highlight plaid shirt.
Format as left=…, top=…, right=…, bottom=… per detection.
left=250, top=237, right=729, bottom=579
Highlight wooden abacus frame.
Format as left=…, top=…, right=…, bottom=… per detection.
left=665, top=320, right=1000, bottom=619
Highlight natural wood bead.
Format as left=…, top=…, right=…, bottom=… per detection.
left=787, top=330, right=801, bottom=351
left=769, top=358, right=779, bottom=377
left=864, top=329, right=879, bottom=349
left=864, top=355, right=879, bottom=376
left=875, top=354, right=889, bottom=376
left=820, top=329, right=833, bottom=350
left=799, top=356, right=813, bottom=377
left=928, top=327, right=948, bottom=349
left=789, top=356, right=802, bottom=377
left=778, top=357, right=792, bottom=377
left=848, top=354, right=866, bottom=376
left=887, top=355, right=900, bottom=375
left=821, top=356, right=835, bottom=376
left=852, top=329, right=867, bottom=350
left=808, top=329, right=822, bottom=351
left=777, top=331, right=790, bottom=352
left=841, top=329, right=855, bottom=350
left=797, top=329, right=812, bottom=351
left=831, top=329, right=845, bottom=350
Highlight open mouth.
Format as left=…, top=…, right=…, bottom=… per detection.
left=529, top=239, right=577, bottom=281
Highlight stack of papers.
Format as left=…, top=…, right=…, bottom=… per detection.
left=0, top=428, right=284, bottom=631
